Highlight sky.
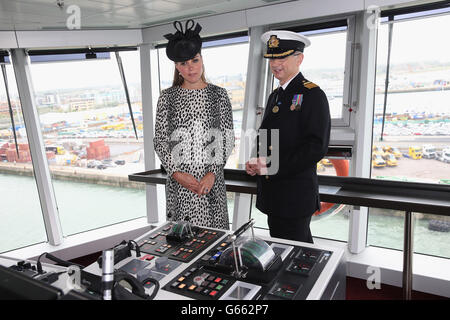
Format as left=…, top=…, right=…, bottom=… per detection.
left=377, top=14, right=450, bottom=65
left=28, top=51, right=141, bottom=92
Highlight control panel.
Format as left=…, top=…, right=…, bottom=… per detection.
left=1, top=257, right=64, bottom=286
left=163, top=238, right=334, bottom=300
left=0, top=255, right=100, bottom=300
left=82, top=221, right=228, bottom=295
left=78, top=220, right=346, bottom=300
left=137, top=222, right=225, bottom=263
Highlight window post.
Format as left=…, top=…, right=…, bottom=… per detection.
left=10, top=49, right=63, bottom=246
left=140, top=44, right=159, bottom=224
left=232, top=26, right=266, bottom=231
left=347, top=10, right=379, bottom=254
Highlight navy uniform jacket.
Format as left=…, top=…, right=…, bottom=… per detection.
left=256, top=72, right=331, bottom=218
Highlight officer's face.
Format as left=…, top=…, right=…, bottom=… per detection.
left=269, top=53, right=303, bottom=85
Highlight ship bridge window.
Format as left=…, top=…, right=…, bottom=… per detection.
left=26, top=47, right=146, bottom=237
left=0, top=50, right=10, bottom=64
left=0, top=53, right=47, bottom=253
left=28, top=52, right=110, bottom=63
left=369, top=4, right=450, bottom=259
left=268, top=19, right=350, bottom=125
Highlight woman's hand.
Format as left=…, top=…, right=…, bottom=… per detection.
left=198, top=172, right=215, bottom=197
left=172, top=172, right=200, bottom=194
left=245, top=158, right=258, bottom=176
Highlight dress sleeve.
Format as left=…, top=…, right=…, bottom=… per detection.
left=208, top=87, right=235, bottom=176
left=153, top=90, right=180, bottom=177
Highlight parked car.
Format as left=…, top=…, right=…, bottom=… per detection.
left=404, top=146, right=422, bottom=159
left=422, top=145, right=436, bottom=159
left=317, top=162, right=325, bottom=172
left=372, top=146, right=384, bottom=156
left=437, top=149, right=450, bottom=163
left=87, top=160, right=101, bottom=168
left=372, top=154, right=386, bottom=168
left=383, top=146, right=402, bottom=159
left=115, top=159, right=126, bottom=165
left=382, top=153, right=398, bottom=167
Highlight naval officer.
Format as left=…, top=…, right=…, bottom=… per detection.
left=245, top=30, right=331, bottom=243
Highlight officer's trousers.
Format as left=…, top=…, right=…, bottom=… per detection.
left=267, top=214, right=313, bottom=244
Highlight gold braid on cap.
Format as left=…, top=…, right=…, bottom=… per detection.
left=264, top=49, right=294, bottom=58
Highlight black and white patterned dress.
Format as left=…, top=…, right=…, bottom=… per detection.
left=154, top=83, right=235, bottom=230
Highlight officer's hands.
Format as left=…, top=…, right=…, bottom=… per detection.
left=172, top=172, right=201, bottom=194
left=245, top=158, right=257, bottom=176
left=245, top=157, right=268, bottom=176
left=256, top=157, right=268, bottom=175
left=198, top=172, right=215, bottom=197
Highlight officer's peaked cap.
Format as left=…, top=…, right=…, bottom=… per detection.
left=261, top=30, right=310, bottom=59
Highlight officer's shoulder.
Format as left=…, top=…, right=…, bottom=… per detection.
left=300, top=79, right=327, bottom=98
left=301, top=79, right=320, bottom=90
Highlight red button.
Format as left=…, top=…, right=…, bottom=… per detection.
left=214, top=277, right=222, bottom=283
left=209, top=290, right=218, bottom=297
left=172, top=250, right=181, bottom=256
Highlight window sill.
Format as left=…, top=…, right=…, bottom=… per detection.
left=6, top=217, right=156, bottom=262
left=330, top=127, right=355, bottom=146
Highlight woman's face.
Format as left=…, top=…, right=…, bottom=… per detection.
left=175, top=53, right=204, bottom=84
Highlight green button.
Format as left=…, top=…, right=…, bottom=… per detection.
left=216, top=284, right=223, bottom=290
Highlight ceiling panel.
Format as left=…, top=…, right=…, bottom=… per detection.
left=0, top=0, right=293, bottom=31
left=137, top=1, right=192, bottom=12
left=0, top=0, right=125, bottom=16
left=0, top=17, right=13, bottom=31
left=63, top=0, right=128, bottom=11
left=89, top=0, right=154, bottom=6
left=165, top=0, right=229, bottom=6
left=83, top=11, right=150, bottom=27
left=0, top=0, right=67, bottom=19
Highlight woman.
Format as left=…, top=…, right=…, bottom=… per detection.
left=154, top=20, right=235, bottom=230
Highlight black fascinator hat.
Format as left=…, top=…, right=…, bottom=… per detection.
left=164, top=20, right=202, bottom=62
